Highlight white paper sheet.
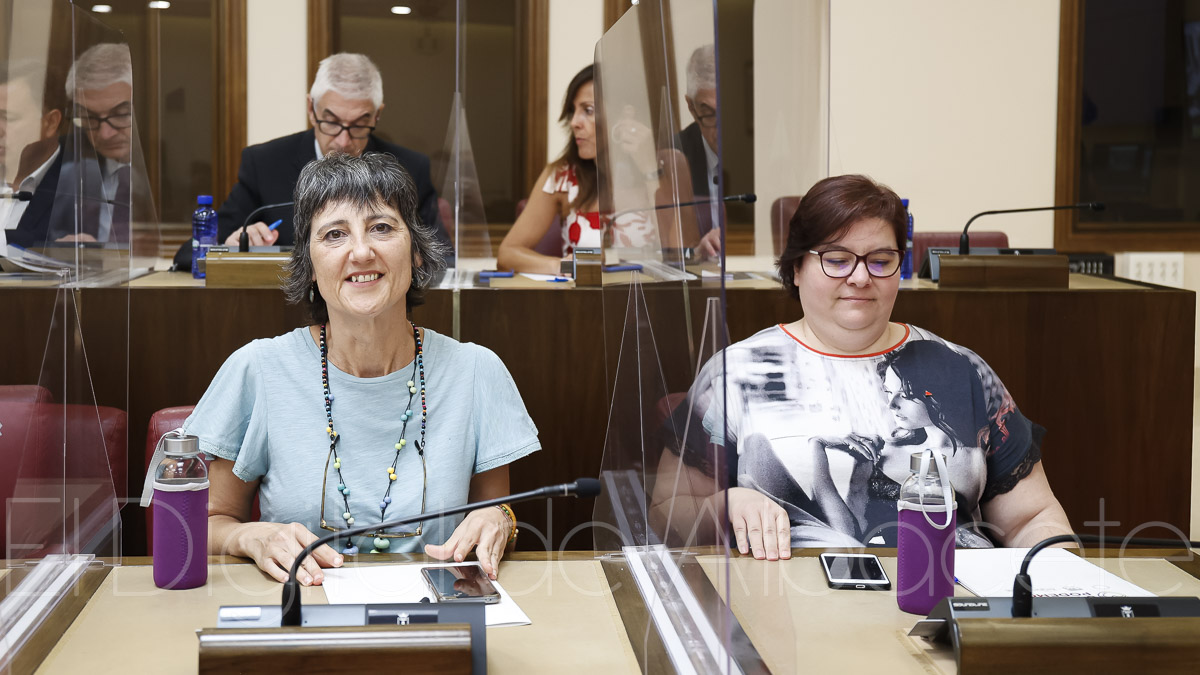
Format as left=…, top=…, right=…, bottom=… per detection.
left=954, top=548, right=1154, bottom=598
left=519, top=273, right=569, bottom=282
left=321, top=561, right=531, bottom=627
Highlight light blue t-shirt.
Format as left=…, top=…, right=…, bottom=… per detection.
left=182, top=327, right=540, bottom=552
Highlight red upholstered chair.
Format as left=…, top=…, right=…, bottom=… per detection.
left=0, top=384, right=53, bottom=403
left=514, top=198, right=564, bottom=259
left=144, top=406, right=259, bottom=550
left=912, top=231, right=1010, bottom=272
left=0, top=399, right=126, bottom=557
left=770, top=196, right=802, bottom=256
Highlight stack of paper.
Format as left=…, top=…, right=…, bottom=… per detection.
left=954, top=548, right=1154, bottom=598
left=321, top=561, right=532, bottom=627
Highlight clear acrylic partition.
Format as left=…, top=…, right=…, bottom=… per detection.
left=436, top=0, right=490, bottom=282
left=1, top=1, right=140, bottom=667
left=752, top=0, right=829, bottom=259
left=591, top=1, right=829, bottom=671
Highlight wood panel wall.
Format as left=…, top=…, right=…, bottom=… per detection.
left=1, top=281, right=1192, bottom=554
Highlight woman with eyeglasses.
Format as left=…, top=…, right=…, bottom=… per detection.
left=652, top=174, right=1071, bottom=557
left=182, top=152, right=540, bottom=586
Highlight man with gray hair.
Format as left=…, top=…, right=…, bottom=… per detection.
left=679, top=44, right=722, bottom=256
left=175, top=52, right=447, bottom=269
left=50, top=41, right=134, bottom=244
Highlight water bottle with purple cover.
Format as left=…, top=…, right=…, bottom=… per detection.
left=152, top=433, right=209, bottom=589
left=896, top=450, right=956, bottom=614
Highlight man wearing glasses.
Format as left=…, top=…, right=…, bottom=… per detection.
left=678, top=44, right=722, bottom=258
left=174, top=53, right=448, bottom=270
left=58, top=42, right=135, bottom=244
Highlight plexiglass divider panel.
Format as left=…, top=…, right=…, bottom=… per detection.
left=436, top=0, right=491, bottom=282
left=591, top=1, right=825, bottom=671
left=1, top=2, right=141, bottom=661
left=752, top=0, right=829, bottom=258
left=590, top=2, right=789, bottom=672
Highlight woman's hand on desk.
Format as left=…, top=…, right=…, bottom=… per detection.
left=726, top=487, right=792, bottom=561
left=424, top=506, right=512, bottom=580
left=223, top=520, right=344, bottom=586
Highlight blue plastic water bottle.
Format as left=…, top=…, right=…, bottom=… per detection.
left=191, top=195, right=218, bottom=280
left=900, top=198, right=914, bottom=280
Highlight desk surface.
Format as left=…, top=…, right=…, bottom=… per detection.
left=19, top=550, right=1200, bottom=675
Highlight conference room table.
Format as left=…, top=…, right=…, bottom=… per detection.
left=10, top=548, right=1200, bottom=674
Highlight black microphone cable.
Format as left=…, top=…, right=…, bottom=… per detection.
left=1012, top=533, right=1199, bottom=617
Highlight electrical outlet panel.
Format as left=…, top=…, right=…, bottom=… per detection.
left=1115, top=252, right=1185, bottom=288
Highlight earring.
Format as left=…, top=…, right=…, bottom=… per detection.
left=309, top=282, right=316, bottom=302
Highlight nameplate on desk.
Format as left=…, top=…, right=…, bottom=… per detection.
left=203, top=251, right=288, bottom=289
left=937, top=254, right=1069, bottom=289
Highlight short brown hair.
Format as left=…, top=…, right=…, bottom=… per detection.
left=776, top=174, right=907, bottom=299
left=284, top=152, right=448, bottom=323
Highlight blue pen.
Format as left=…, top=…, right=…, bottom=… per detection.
left=267, top=219, right=283, bottom=231
left=548, top=277, right=569, bottom=282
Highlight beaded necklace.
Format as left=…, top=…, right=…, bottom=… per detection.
left=320, top=321, right=427, bottom=554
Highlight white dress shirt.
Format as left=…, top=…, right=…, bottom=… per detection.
left=0, top=146, right=61, bottom=249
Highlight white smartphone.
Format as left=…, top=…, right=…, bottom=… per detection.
left=421, top=564, right=502, bottom=604
left=819, top=553, right=891, bottom=590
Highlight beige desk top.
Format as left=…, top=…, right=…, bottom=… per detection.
left=25, top=551, right=1200, bottom=675
left=34, top=559, right=639, bottom=675
left=698, top=554, right=1200, bottom=675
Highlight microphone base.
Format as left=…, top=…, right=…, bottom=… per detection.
left=910, top=596, right=1200, bottom=674
left=211, top=602, right=485, bottom=674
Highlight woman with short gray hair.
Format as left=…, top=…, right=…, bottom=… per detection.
left=183, top=152, right=540, bottom=586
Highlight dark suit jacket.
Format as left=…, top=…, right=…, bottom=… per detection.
left=6, top=145, right=64, bottom=249
left=677, top=123, right=718, bottom=235
left=174, top=129, right=449, bottom=270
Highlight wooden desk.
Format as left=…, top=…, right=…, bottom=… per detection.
left=0, top=273, right=1193, bottom=553
left=10, top=550, right=1200, bottom=674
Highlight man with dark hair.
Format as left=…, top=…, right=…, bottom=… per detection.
left=174, top=52, right=449, bottom=270
left=0, top=59, right=65, bottom=250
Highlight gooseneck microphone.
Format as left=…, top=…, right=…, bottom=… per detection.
left=280, top=477, right=602, bottom=626
left=959, top=202, right=1104, bottom=254
left=1012, top=533, right=1200, bottom=618
left=1, top=191, right=33, bottom=201
left=238, top=201, right=293, bottom=252
left=606, top=192, right=756, bottom=223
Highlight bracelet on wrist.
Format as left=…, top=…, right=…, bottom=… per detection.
left=495, top=503, right=518, bottom=546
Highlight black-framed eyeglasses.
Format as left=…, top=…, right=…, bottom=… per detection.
left=693, top=111, right=717, bottom=128
left=319, top=443, right=427, bottom=539
left=808, top=248, right=903, bottom=278
left=312, top=106, right=376, bottom=139
left=72, top=110, right=132, bottom=131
